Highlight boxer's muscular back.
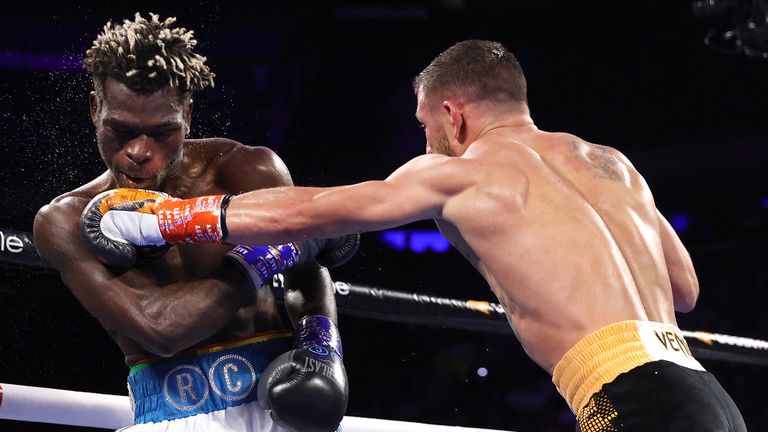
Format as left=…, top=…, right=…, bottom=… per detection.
left=439, top=130, right=677, bottom=372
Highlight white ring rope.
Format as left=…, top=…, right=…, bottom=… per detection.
left=0, top=383, right=131, bottom=429
left=0, top=383, right=514, bottom=432
left=681, top=330, right=768, bottom=351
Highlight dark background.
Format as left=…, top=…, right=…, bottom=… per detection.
left=1, top=1, right=768, bottom=431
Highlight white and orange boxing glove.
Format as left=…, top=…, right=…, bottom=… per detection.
left=79, top=188, right=189, bottom=268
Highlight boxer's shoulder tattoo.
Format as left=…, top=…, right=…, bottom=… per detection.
left=569, top=141, right=626, bottom=182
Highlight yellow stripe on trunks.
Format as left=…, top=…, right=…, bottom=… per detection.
left=551, top=320, right=705, bottom=416
left=129, top=329, right=293, bottom=375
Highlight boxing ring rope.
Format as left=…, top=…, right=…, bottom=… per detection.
left=324, top=280, right=768, bottom=367
left=0, top=383, right=511, bottom=431
left=1, top=227, right=767, bottom=429
left=4, top=225, right=767, bottom=365
left=2, top=226, right=768, bottom=367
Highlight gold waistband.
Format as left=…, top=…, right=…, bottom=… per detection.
left=551, top=320, right=703, bottom=415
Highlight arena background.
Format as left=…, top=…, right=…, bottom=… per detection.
left=1, top=1, right=767, bottom=431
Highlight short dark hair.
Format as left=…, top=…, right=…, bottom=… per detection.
left=83, top=12, right=215, bottom=99
left=414, top=40, right=527, bottom=105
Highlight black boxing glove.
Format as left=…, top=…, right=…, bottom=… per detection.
left=257, top=315, right=348, bottom=432
left=303, top=234, right=360, bottom=269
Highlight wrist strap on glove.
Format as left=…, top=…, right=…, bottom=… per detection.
left=226, top=234, right=360, bottom=290
left=295, top=315, right=343, bottom=358
left=226, top=243, right=303, bottom=288
left=157, top=194, right=232, bottom=244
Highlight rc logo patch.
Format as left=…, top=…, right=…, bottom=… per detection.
left=209, top=354, right=257, bottom=401
left=163, top=364, right=210, bottom=411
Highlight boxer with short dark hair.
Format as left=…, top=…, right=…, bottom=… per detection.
left=33, top=12, right=349, bottom=432
left=103, top=40, right=747, bottom=431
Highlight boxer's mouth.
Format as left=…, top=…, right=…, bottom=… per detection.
left=118, top=172, right=155, bottom=188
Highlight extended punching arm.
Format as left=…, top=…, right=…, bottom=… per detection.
left=80, top=188, right=359, bottom=278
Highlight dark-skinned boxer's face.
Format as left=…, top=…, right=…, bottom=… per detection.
left=90, top=77, right=192, bottom=189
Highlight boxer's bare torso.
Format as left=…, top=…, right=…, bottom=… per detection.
left=431, top=127, right=691, bottom=372
left=35, top=139, right=290, bottom=365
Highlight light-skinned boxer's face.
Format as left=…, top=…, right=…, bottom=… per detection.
left=415, top=87, right=457, bottom=157
left=90, top=77, right=192, bottom=189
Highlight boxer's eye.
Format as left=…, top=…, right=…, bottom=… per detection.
left=153, top=130, right=175, bottom=141
left=150, top=125, right=181, bottom=141
left=108, top=127, right=135, bottom=138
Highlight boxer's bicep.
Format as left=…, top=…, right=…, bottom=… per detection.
left=318, top=180, right=443, bottom=231
left=380, top=154, right=474, bottom=222
left=34, top=203, right=151, bottom=335
left=296, top=165, right=456, bottom=236
left=657, top=209, right=699, bottom=313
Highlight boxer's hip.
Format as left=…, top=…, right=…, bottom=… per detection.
left=551, top=320, right=704, bottom=416
left=126, top=329, right=293, bottom=425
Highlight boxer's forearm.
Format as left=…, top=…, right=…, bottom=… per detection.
left=224, top=186, right=328, bottom=245
left=58, top=259, right=251, bottom=357
left=282, top=262, right=337, bottom=328
left=224, top=181, right=434, bottom=245
left=129, top=262, right=252, bottom=356
left=136, top=185, right=358, bottom=247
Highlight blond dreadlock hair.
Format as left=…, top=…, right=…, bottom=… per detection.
left=83, top=12, right=215, bottom=99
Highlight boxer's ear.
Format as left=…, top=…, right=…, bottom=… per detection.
left=185, top=99, right=194, bottom=135
left=89, top=91, right=99, bottom=125
left=442, top=99, right=465, bottom=142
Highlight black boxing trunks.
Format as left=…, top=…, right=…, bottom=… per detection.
left=552, top=321, right=747, bottom=432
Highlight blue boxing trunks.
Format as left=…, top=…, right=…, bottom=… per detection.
left=120, top=329, right=293, bottom=432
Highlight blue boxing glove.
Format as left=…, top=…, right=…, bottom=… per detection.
left=225, top=234, right=359, bottom=289
left=257, top=315, right=348, bottom=432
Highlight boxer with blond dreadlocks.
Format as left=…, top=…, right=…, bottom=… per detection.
left=35, top=13, right=353, bottom=432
